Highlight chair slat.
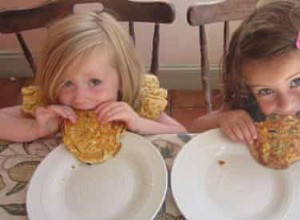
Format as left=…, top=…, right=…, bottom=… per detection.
left=0, top=0, right=175, bottom=78
left=129, top=21, right=136, bottom=44
left=16, top=32, right=36, bottom=73
left=187, top=0, right=258, bottom=26
left=199, top=25, right=212, bottom=112
left=187, top=0, right=258, bottom=113
left=150, top=23, right=160, bottom=75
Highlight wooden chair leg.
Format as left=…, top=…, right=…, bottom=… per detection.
left=199, top=25, right=212, bottom=113
left=15, top=33, right=36, bottom=73
left=150, top=23, right=159, bottom=75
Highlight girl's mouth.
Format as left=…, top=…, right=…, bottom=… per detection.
left=72, top=104, right=96, bottom=111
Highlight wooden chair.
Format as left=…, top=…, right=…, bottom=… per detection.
left=0, top=0, right=175, bottom=76
left=187, top=0, right=258, bottom=113
left=0, top=0, right=175, bottom=107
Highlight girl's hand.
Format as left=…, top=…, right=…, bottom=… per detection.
left=219, top=110, right=257, bottom=145
left=95, top=101, right=141, bottom=131
left=34, top=105, right=77, bottom=137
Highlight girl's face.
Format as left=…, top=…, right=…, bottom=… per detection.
left=58, top=49, right=120, bottom=110
left=244, top=51, right=300, bottom=116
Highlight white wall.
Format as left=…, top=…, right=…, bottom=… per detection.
left=0, top=0, right=234, bottom=65
left=0, top=0, right=243, bottom=89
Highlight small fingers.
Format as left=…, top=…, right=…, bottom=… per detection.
left=221, top=123, right=243, bottom=142
left=243, top=118, right=257, bottom=144
left=94, top=101, right=115, bottom=121
left=221, top=119, right=256, bottom=145
left=237, top=120, right=255, bottom=145
left=96, top=102, right=129, bottom=122
left=48, top=105, right=77, bottom=123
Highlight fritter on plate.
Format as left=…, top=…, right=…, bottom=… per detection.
left=63, top=110, right=125, bottom=164
left=250, top=115, right=300, bottom=169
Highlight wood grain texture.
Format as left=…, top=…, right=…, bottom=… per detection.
left=186, top=0, right=258, bottom=112
left=0, top=0, right=175, bottom=78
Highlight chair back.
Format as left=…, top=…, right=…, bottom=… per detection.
left=187, top=0, right=258, bottom=112
left=0, top=0, right=175, bottom=77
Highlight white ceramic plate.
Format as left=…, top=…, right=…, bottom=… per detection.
left=27, top=132, right=167, bottom=220
left=171, top=129, right=300, bottom=220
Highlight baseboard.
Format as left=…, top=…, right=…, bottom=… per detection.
left=0, top=52, right=222, bottom=90
left=0, top=52, right=34, bottom=78
left=157, top=65, right=222, bottom=90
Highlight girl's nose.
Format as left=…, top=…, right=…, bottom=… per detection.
left=74, top=87, right=87, bottom=103
left=277, top=93, right=296, bottom=115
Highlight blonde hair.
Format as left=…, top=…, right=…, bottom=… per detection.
left=35, top=11, right=144, bottom=109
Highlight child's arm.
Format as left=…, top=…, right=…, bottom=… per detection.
left=95, top=101, right=186, bottom=134
left=0, top=106, right=46, bottom=142
left=191, top=109, right=257, bottom=144
left=131, top=112, right=187, bottom=134
left=0, top=105, right=77, bottom=142
left=190, top=109, right=224, bottom=132
left=190, top=103, right=229, bottom=132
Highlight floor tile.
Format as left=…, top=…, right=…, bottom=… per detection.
left=170, top=89, right=223, bottom=109
left=0, top=79, right=23, bottom=108
left=170, top=90, right=203, bottom=107
left=171, top=106, right=207, bottom=130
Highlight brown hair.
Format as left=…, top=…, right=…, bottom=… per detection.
left=223, top=1, right=300, bottom=109
left=35, top=11, right=144, bottom=109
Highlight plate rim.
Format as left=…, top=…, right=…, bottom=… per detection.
left=171, top=128, right=300, bottom=220
left=26, top=131, right=168, bottom=220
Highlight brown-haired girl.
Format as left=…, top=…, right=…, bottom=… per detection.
left=191, top=1, right=300, bottom=144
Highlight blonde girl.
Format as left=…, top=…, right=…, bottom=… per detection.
left=0, top=11, right=186, bottom=142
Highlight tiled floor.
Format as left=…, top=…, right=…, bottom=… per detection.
left=0, top=78, right=24, bottom=108
left=0, top=78, right=223, bottom=131
left=169, top=89, right=223, bottom=130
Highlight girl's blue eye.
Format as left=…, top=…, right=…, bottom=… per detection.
left=63, top=81, right=73, bottom=88
left=89, top=78, right=102, bottom=86
left=290, top=77, right=300, bottom=88
left=257, top=88, right=274, bottom=96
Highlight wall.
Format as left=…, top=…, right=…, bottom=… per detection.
left=0, top=0, right=241, bottom=89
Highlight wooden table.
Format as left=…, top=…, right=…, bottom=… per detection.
left=0, top=132, right=194, bottom=220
